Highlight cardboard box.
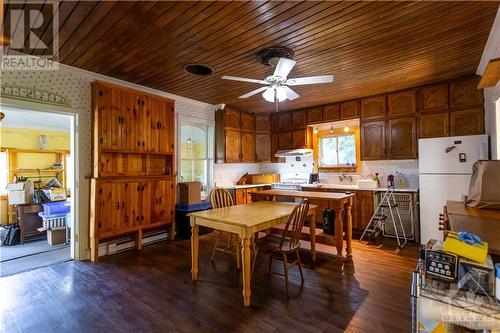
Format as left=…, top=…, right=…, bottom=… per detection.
left=43, top=187, right=67, bottom=201
left=47, top=228, right=66, bottom=245
left=178, top=182, right=201, bottom=205
left=6, top=180, right=34, bottom=205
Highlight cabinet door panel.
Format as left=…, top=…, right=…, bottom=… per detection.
left=97, top=85, right=122, bottom=150
left=388, top=117, right=417, bottom=159
left=361, top=95, right=386, bottom=120
left=388, top=90, right=416, bottom=116
left=271, top=133, right=282, bottom=163
left=420, top=83, right=449, bottom=112
left=278, top=131, right=292, bottom=149
left=149, top=97, right=172, bottom=153
left=358, top=191, right=374, bottom=231
left=122, top=91, right=142, bottom=151
left=123, top=182, right=139, bottom=228
left=323, top=104, right=339, bottom=122
left=97, top=182, right=113, bottom=234
left=241, top=112, right=255, bottom=132
left=450, top=78, right=483, bottom=109
left=255, top=114, right=270, bottom=132
left=278, top=112, right=292, bottom=131
left=340, top=100, right=359, bottom=120
left=137, top=96, right=151, bottom=152
left=361, top=121, right=386, bottom=160
left=291, top=110, right=307, bottom=129
left=160, top=101, right=174, bottom=153
left=150, top=180, right=168, bottom=224
left=241, top=131, right=255, bottom=163
left=307, top=107, right=323, bottom=124
left=255, top=133, right=271, bottom=162
left=419, top=112, right=449, bottom=138
left=225, top=129, right=241, bottom=163
left=139, top=181, right=151, bottom=225
left=292, top=129, right=308, bottom=148
left=110, top=182, right=126, bottom=231
left=450, top=109, right=484, bottom=136
left=270, top=113, right=279, bottom=133
left=225, top=108, right=241, bottom=130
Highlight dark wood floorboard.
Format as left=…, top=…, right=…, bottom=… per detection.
left=0, top=233, right=418, bottom=333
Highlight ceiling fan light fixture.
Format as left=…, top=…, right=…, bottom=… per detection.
left=276, top=86, right=287, bottom=101
left=262, top=87, right=287, bottom=103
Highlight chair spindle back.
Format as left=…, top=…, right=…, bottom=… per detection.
left=279, top=199, right=310, bottom=252
left=209, top=187, right=234, bottom=209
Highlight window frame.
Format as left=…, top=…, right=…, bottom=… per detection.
left=316, top=131, right=359, bottom=173
left=177, top=114, right=215, bottom=195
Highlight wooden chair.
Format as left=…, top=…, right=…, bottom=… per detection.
left=268, top=199, right=310, bottom=296
left=209, top=188, right=241, bottom=268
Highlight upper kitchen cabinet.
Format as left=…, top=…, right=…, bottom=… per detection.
left=278, top=131, right=293, bottom=150
left=340, top=100, right=360, bottom=120
left=241, top=111, right=256, bottom=132
left=450, top=109, right=485, bottom=136
left=388, top=117, right=417, bottom=159
left=307, top=107, right=323, bottom=124
left=292, top=128, right=313, bottom=149
left=361, top=121, right=386, bottom=160
left=420, top=83, right=449, bottom=112
left=419, top=112, right=450, bottom=138
left=241, top=131, right=256, bottom=163
left=387, top=89, right=416, bottom=117
left=292, top=110, right=307, bottom=129
left=255, top=114, right=270, bottom=132
left=270, top=113, right=279, bottom=133
left=278, top=112, right=292, bottom=131
left=255, top=133, right=271, bottom=162
left=322, top=104, right=340, bottom=122
left=450, top=77, right=483, bottom=109
left=224, top=107, right=241, bottom=130
left=360, top=95, right=386, bottom=121
left=215, top=108, right=255, bottom=163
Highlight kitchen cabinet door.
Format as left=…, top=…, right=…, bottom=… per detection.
left=340, top=100, right=359, bottom=120
left=419, top=112, right=449, bottom=138
left=123, top=182, right=140, bottom=228
left=225, top=129, right=241, bottom=162
left=361, top=121, right=386, bottom=160
left=138, top=181, right=151, bottom=226
left=149, top=96, right=172, bottom=153
left=235, top=189, right=246, bottom=205
left=270, top=133, right=282, bottom=163
left=225, top=108, right=241, bottom=130
left=450, top=77, right=483, bottom=109
left=240, top=112, right=255, bottom=132
left=255, top=114, right=270, bottom=132
left=388, top=89, right=416, bottom=117
left=361, top=95, right=386, bottom=120
left=255, top=133, right=271, bottom=162
left=96, top=84, right=123, bottom=151
left=307, top=107, right=323, bottom=124
left=278, top=131, right=292, bottom=149
left=96, top=182, right=113, bottom=234
left=388, top=117, right=417, bottom=159
left=122, top=90, right=142, bottom=152
left=150, top=180, right=173, bottom=224
left=323, top=104, right=340, bottom=122
left=420, top=83, right=449, bottom=112
left=292, top=129, right=310, bottom=148
left=241, top=131, right=256, bottom=163
left=291, top=110, right=307, bottom=129
left=270, top=113, right=279, bottom=133
left=278, top=112, right=292, bottom=131
left=358, top=191, right=374, bottom=231
left=450, top=109, right=485, bottom=136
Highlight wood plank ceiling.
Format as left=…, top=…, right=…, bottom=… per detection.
left=6, top=1, right=499, bottom=112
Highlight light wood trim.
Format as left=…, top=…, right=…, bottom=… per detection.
left=478, top=58, right=500, bottom=89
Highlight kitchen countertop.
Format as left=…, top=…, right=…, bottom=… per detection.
left=301, top=183, right=419, bottom=193
left=222, top=184, right=272, bottom=190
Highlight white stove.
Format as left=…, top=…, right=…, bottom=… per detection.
left=271, top=173, right=309, bottom=191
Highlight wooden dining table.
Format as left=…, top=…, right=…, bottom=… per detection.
left=251, top=189, right=355, bottom=259
left=188, top=201, right=317, bottom=307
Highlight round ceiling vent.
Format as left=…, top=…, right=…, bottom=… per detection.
left=183, top=64, right=214, bottom=76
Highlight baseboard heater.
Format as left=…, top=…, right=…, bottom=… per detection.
left=98, top=230, right=169, bottom=257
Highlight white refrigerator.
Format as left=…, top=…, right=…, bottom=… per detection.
left=418, top=134, right=489, bottom=244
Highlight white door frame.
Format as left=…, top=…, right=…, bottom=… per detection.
left=0, top=97, right=80, bottom=260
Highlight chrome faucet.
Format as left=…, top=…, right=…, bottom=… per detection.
left=338, top=174, right=353, bottom=183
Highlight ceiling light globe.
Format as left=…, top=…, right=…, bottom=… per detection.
left=262, top=88, right=275, bottom=102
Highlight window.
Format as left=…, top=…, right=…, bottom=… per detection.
left=319, top=133, right=356, bottom=168
left=179, top=117, right=214, bottom=196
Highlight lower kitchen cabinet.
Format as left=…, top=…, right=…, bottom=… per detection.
left=358, top=190, right=375, bottom=231
left=232, top=186, right=268, bottom=205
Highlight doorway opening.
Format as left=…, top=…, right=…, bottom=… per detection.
left=0, top=106, right=77, bottom=277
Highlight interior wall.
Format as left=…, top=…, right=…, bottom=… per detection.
left=1, top=127, right=70, bottom=150
left=1, top=65, right=215, bottom=260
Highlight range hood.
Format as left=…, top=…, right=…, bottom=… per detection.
left=274, top=148, right=313, bottom=157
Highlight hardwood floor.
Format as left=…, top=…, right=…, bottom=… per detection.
left=0, top=233, right=418, bottom=333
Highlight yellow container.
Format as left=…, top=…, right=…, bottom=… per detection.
left=443, top=232, right=488, bottom=264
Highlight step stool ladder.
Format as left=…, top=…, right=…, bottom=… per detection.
left=360, top=186, right=408, bottom=248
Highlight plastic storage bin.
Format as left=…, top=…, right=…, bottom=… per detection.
left=42, top=201, right=70, bottom=215
left=38, top=212, right=67, bottom=229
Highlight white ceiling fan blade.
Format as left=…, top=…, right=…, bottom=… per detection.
left=286, top=75, right=334, bottom=86
left=238, top=86, right=268, bottom=99
left=221, top=76, right=267, bottom=84
left=284, top=86, right=300, bottom=100
left=273, top=58, right=296, bottom=79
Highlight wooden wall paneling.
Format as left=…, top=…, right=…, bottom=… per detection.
left=387, top=89, right=416, bottom=117
left=360, top=95, right=386, bottom=120
left=291, top=109, right=307, bottom=129
left=255, top=133, right=271, bottom=162
left=420, top=83, right=449, bottom=112
left=360, top=120, right=386, bottom=160
left=450, top=108, right=485, bottom=136
left=278, top=112, right=292, bottom=131
left=322, top=104, right=340, bottom=122
left=388, top=117, right=417, bottom=159
left=255, top=114, right=270, bottom=132
left=307, top=107, right=323, bottom=124
left=340, top=100, right=360, bottom=120
left=418, top=112, right=450, bottom=138
left=450, top=77, right=483, bottom=109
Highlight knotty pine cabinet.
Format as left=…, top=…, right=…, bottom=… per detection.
left=91, top=81, right=176, bottom=262
left=215, top=108, right=255, bottom=163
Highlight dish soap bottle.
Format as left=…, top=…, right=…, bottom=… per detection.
left=372, top=173, right=381, bottom=188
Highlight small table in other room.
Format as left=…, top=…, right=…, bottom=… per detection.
left=16, top=203, right=44, bottom=244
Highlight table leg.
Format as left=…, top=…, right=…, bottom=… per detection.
left=345, top=198, right=353, bottom=258
left=191, top=218, right=199, bottom=281
left=241, top=237, right=251, bottom=306
left=335, top=208, right=344, bottom=258
left=309, top=210, right=317, bottom=265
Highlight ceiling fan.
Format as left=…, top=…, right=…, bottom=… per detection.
left=221, top=47, right=333, bottom=106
